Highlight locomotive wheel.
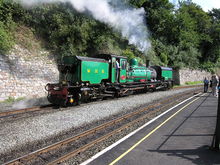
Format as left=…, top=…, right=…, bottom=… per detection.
left=163, top=83, right=169, bottom=91
left=76, top=100, right=81, bottom=105
left=61, top=99, right=68, bottom=107
left=74, top=93, right=81, bottom=106
left=149, top=88, right=156, bottom=92
left=81, top=91, right=90, bottom=103
left=82, top=97, right=89, bottom=103
left=114, top=91, right=121, bottom=98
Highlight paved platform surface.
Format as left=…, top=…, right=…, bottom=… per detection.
left=88, top=92, right=220, bottom=165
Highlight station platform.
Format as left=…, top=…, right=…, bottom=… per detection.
left=86, top=92, right=220, bottom=165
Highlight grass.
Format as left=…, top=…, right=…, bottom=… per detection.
left=173, top=81, right=203, bottom=88
left=1, top=96, right=26, bottom=104
left=185, top=81, right=203, bottom=85
left=14, top=25, right=49, bottom=58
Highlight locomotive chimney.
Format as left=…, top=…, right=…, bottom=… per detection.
left=146, top=59, right=150, bottom=67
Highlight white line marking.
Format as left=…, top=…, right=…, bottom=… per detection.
left=80, top=93, right=202, bottom=165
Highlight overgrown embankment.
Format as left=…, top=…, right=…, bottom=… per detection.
left=0, top=25, right=58, bottom=102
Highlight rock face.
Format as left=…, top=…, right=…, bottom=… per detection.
left=0, top=45, right=59, bottom=101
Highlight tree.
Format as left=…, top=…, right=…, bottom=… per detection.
left=207, top=9, right=220, bottom=63
left=0, top=0, right=15, bottom=53
left=142, top=0, right=176, bottom=43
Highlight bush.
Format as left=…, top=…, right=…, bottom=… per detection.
left=0, top=21, right=14, bottom=54
left=122, top=49, right=135, bottom=61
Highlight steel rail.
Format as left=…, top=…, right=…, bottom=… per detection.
left=0, top=106, right=43, bottom=118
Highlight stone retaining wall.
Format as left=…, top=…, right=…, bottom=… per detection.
left=0, top=45, right=59, bottom=102
left=173, top=68, right=212, bottom=85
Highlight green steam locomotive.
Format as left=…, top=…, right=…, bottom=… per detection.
left=46, top=54, right=173, bottom=106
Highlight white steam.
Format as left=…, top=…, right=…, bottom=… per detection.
left=16, top=0, right=151, bottom=52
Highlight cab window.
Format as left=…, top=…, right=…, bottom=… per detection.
left=112, top=58, right=116, bottom=68
left=121, top=60, right=126, bottom=70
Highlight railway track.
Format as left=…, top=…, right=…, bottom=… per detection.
left=0, top=105, right=52, bottom=119
left=4, top=88, right=202, bottom=165
left=0, top=85, right=202, bottom=119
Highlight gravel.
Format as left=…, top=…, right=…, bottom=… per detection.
left=0, top=87, right=201, bottom=158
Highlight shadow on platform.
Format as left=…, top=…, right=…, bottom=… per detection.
left=149, top=146, right=220, bottom=165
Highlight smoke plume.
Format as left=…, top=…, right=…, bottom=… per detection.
left=16, top=0, right=151, bottom=52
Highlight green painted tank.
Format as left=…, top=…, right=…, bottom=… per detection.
left=127, top=58, right=152, bottom=82
left=60, top=56, right=109, bottom=84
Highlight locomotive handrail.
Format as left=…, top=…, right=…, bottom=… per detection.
left=45, top=83, right=50, bottom=91
left=45, top=83, right=60, bottom=91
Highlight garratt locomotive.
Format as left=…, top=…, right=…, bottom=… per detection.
left=45, top=54, right=173, bottom=106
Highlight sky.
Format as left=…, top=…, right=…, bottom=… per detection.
left=170, top=0, right=220, bottom=12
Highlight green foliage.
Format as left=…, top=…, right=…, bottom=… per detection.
left=2, top=96, right=25, bottom=103
left=204, top=9, right=220, bottom=64
left=135, top=57, right=145, bottom=65
left=160, top=53, right=168, bottom=65
left=145, top=48, right=160, bottom=66
left=185, top=81, right=202, bottom=85
left=142, top=0, right=175, bottom=43
left=142, top=0, right=218, bottom=71
left=199, top=61, right=216, bottom=73
left=0, top=21, right=14, bottom=54
left=16, top=3, right=138, bottom=58
left=122, top=49, right=135, bottom=61
left=4, top=96, right=15, bottom=103
left=0, top=0, right=16, bottom=54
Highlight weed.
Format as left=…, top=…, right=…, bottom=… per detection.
left=2, top=96, right=25, bottom=104
left=185, top=81, right=203, bottom=85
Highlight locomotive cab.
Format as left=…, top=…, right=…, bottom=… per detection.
left=93, top=54, right=127, bottom=83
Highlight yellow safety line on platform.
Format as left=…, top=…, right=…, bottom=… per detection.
left=109, top=93, right=205, bottom=165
